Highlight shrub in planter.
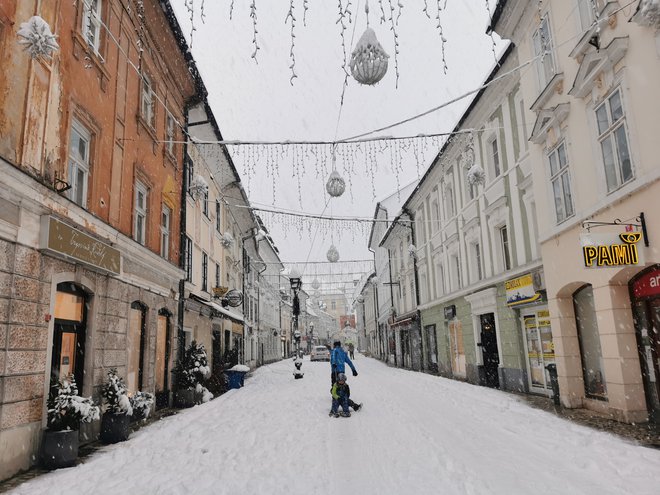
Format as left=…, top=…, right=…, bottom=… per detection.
left=43, top=376, right=100, bottom=469
left=173, top=341, right=213, bottom=407
left=100, top=368, right=133, bottom=444
left=130, top=391, right=155, bottom=422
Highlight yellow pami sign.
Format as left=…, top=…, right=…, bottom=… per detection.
left=582, top=233, right=641, bottom=267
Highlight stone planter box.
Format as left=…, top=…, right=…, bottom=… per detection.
left=41, top=429, right=79, bottom=470
left=100, top=412, right=131, bottom=444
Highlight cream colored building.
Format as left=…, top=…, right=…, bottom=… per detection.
left=490, top=0, right=660, bottom=422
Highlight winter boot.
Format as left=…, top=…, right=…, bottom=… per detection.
left=341, top=411, right=351, bottom=417
left=329, top=411, right=340, bottom=418
left=353, top=403, right=362, bottom=412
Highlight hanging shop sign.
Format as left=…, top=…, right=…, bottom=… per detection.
left=632, top=267, right=660, bottom=299
left=505, top=273, right=541, bottom=306
left=580, top=232, right=644, bottom=268
left=40, top=216, right=120, bottom=275
left=444, top=305, right=456, bottom=320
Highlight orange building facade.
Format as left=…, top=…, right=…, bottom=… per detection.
left=0, top=0, right=201, bottom=479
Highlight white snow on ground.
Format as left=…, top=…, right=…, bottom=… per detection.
left=10, top=356, right=660, bottom=495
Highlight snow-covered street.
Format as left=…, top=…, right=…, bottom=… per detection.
left=9, top=356, right=660, bottom=495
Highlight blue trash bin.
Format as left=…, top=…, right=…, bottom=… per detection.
left=224, top=370, right=246, bottom=389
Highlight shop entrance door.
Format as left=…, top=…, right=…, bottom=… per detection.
left=449, top=319, right=466, bottom=378
left=521, top=307, right=555, bottom=395
left=479, top=313, right=499, bottom=388
left=52, top=284, right=87, bottom=395
left=424, top=325, right=438, bottom=373
left=155, top=312, right=171, bottom=409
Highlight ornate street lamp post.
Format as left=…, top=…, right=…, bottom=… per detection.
left=290, top=269, right=304, bottom=379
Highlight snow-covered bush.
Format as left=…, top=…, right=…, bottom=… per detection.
left=47, top=376, right=100, bottom=431
left=174, top=341, right=212, bottom=390
left=129, top=391, right=155, bottom=421
left=101, top=368, right=133, bottom=416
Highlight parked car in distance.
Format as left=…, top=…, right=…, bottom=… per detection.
left=310, top=345, right=330, bottom=362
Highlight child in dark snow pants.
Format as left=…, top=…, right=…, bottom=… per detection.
left=329, top=373, right=351, bottom=417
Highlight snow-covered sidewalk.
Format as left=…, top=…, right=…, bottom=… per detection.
left=9, top=356, right=660, bottom=495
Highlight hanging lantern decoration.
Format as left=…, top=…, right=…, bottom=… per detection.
left=327, top=244, right=340, bottom=263
left=349, top=27, right=389, bottom=86
left=467, top=164, right=486, bottom=186
left=312, top=278, right=321, bottom=290
left=17, top=16, right=59, bottom=60
left=326, top=170, right=346, bottom=198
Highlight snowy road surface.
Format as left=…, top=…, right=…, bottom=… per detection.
left=10, top=355, right=660, bottom=495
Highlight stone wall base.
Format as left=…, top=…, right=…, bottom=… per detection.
left=0, top=422, right=41, bottom=481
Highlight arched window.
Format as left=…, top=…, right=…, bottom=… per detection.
left=573, top=285, right=607, bottom=399
left=127, top=301, right=147, bottom=394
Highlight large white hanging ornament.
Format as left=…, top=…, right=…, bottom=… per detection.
left=349, top=27, right=389, bottom=86
left=327, top=245, right=340, bottom=263
left=326, top=170, right=346, bottom=197
left=189, top=174, right=209, bottom=201
left=221, top=232, right=235, bottom=249
left=17, top=16, right=59, bottom=60
left=312, top=278, right=321, bottom=290
left=467, top=164, right=486, bottom=186
left=635, top=0, right=660, bottom=28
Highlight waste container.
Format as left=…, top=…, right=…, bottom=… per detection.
left=224, top=365, right=249, bottom=390
left=545, top=363, right=560, bottom=406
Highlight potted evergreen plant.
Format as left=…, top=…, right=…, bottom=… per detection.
left=100, top=368, right=133, bottom=444
left=42, top=376, right=99, bottom=469
left=129, top=391, right=155, bottom=423
left=174, top=341, right=213, bottom=407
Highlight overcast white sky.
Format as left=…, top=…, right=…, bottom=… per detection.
left=171, top=1, right=505, bottom=277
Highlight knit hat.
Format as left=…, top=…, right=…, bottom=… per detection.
left=337, top=373, right=347, bottom=382
left=333, top=341, right=341, bottom=347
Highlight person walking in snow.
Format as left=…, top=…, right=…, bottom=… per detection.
left=329, top=373, right=351, bottom=417
left=330, top=341, right=362, bottom=412
left=348, top=342, right=355, bottom=360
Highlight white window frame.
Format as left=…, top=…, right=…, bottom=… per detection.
left=68, top=119, right=91, bottom=208
left=201, top=252, right=208, bottom=292
left=166, top=111, right=175, bottom=155
left=82, top=0, right=102, bottom=53
left=489, top=137, right=501, bottom=178
left=444, top=181, right=455, bottom=219
left=499, top=225, right=512, bottom=272
left=547, top=141, right=574, bottom=223
left=141, top=73, right=156, bottom=128
left=471, top=242, right=483, bottom=283
left=595, top=87, right=634, bottom=193
left=160, top=205, right=171, bottom=258
left=532, top=15, right=557, bottom=91
left=134, top=181, right=148, bottom=245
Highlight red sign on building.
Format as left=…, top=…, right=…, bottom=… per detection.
left=632, top=267, right=660, bottom=299
left=339, top=315, right=356, bottom=329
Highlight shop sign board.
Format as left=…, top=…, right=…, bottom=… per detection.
left=505, top=274, right=541, bottom=306
left=444, top=305, right=456, bottom=320
left=580, top=232, right=644, bottom=268
left=41, top=216, right=120, bottom=275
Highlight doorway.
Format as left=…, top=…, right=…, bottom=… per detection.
left=521, top=307, right=555, bottom=395
left=631, top=266, right=660, bottom=422
left=52, top=283, right=88, bottom=395
left=155, top=310, right=171, bottom=409
left=424, top=324, right=438, bottom=373
left=479, top=313, right=500, bottom=388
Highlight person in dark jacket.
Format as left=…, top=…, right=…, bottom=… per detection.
left=330, top=341, right=361, bottom=412
left=329, top=373, right=351, bottom=417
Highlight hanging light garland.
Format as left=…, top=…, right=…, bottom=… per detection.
left=349, top=1, right=389, bottom=86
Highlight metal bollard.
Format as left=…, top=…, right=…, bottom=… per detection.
left=545, top=363, right=560, bottom=406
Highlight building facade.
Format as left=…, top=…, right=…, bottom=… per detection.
left=490, top=0, right=660, bottom=422
left=0, top=0, right=199, bottom=480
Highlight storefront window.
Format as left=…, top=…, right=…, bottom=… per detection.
left=574, top=285, right=607, bottom=399
left=523, top=308, right=555, bottom=391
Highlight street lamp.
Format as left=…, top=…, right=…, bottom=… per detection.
left=290, top=269, right=304, bottom=379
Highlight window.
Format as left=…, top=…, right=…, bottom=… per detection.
left=431, top=198, right=440, bottom=234
left=331, top=301, right=336, bottom=310
left=532, top=15, right=556, bottom=90
left=216, top=201, right=222, bottom=232
left=165, top=112, right=175, bottom=155
left=186, top=156, right=194, bottom=199
left=437, top=263, right=445, bottom=296
left=215, top=262, right=221, bottom=288
left=577, top=0, right=600, bottom=31
left=184, top=236, right=193, bottom=282
left=518, top=98, right=529, bottom=152
left=451, top=255, right=462, bottom=290
left=444, top=182, right=455, bottom=219
left=141, top=73, right=155, bottom=128
left=202, top=253, right=208, bottom=292
left=596, top=88, right=633, bottom=192
left=547, top=142, right=574, bottom=223
left=499, top=226, right=511, bottom=271
left=203, top=188, right=209, bottom=218
left=490, top=138, right=501, bottom=178
left=134, top=181, right=148, bottom=245
left=82, top=0, right=102, bottom=53
left=465, top=166, right=477, bottom=201
left=573, top=285, right=607, bottom=399
left=160, top=205, right=171, bottom=258
left=68, top=120, right=91, bottom=208
left=474, top=243, right=483, bottom=281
